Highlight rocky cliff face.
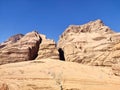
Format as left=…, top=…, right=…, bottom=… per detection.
left=36, top=34, right=59, bottom=60
left=7, top=34, right=24, bottom=43
left=0, top=31, right=41, bottom=65
left=1, top=20, right=120, bottom=90
left=1, top=19, right=120, bottom=67
left=58, top=19, right=120, bottom=66
left=0, top=34, right=24, bottom=48
left=0, top=31, right=59, bottom=65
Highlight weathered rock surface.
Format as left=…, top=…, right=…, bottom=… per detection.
left=0, top=82, right=9, bottom=90
left=58, top=19, right=120, bottom=66
left=112, top=63, right=120, bottom=76
left=0, top=31, right=41, bottom=65
left=36, top=34, right=59, bottom=59
left=1, top=19, right=120, bottom=90
left=7, top=34, right=24, bottom=43
left=0, top=34, right=24, bottom=48
left=0, top=31, right=59, bottom=65
left=0, top=59, right=120, bottom=90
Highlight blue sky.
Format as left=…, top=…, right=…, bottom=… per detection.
left=0, top=0, right=120, bottom=42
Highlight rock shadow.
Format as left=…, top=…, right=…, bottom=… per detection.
left=58, top=48, right=65, bottom=61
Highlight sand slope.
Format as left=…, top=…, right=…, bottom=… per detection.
left=0, top=59, right=120, bottom=90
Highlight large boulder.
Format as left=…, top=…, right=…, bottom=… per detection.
left=36, top=34, right=59, bottom=60
left=58, top=19, right=120, bottom=66
left=0, top=31, right=41, bottom=65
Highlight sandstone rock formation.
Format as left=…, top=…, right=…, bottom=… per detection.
left=7, top=34, right=24, bottom=43
left=0, top=34, right=24, bottom=48
left=58, top=19, right=120, bottom=66
left=0, top=59, right=120, bottom=90
left=36, top=34, right=59, bottom=59
left=0, top=31, right=59, bottom=65
left=1, top=20, right=120, bottom=90
left=0, top=31, right=41, bottom=65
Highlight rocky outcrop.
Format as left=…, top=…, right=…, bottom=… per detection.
left=7, top=34, right=24, bottom=43
left=0, top=31, right=41, bottom=65
left=58, top=19, right=120, bottom=66
left=0, top=34, right=24, bottom=48
left=36, top=34, right=59, bottom=59
left=0, top=31, right=59, bottom=65
left=1, top=19, right=120, bottom=67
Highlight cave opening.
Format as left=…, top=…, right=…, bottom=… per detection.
left=58, top=48, right=65, bottom=61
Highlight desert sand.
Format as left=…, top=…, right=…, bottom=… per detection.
left=0, top=59, right=120, bottom=90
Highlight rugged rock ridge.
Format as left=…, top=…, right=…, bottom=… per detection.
left=0, top=31, right=41, bottom=65
left=1, top=20, right=120, bottom=90
left=7, top=34, right=24, bottom=43
left=0, top=31, right=59, bottom=65
left=58, top=19, right=120, bottom=66
left=1, top=19, right=120, bottom=67
left=36, top=34, right=59, bottom=59
left=0, top=34, right=24, bottom=48
left=59, top=19, right=113, bottom=40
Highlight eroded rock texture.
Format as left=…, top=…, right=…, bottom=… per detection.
left=0, top=31, right=59, bottom=65
left=36, top=34, right=59, bottom=60
left=58, top=19, right=120, bottom=66
left=0, top=31, right=41, bottom=65
left=0, top=34, right=24, bottom=48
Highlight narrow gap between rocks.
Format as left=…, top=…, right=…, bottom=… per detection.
left=58, top=48, right=65, bottom=61
left=32, top=37, right=42, bottom=60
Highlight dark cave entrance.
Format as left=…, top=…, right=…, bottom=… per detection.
left=58, top=48, right=65, bottom=61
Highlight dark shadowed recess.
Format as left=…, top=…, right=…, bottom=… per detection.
left=58, top=48, right=65, bottom=61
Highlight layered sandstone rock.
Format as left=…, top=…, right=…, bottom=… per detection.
left=0, top=31, right=59, bottom=65
left=36, top=34, right=59, bottom=59
left=0, top=31, right=41, bottom=65
left=0, top=34, right=24, bottom=48
left=58, top=19, right=120, bottom=66
left=7, top=34, right=24, bottom=43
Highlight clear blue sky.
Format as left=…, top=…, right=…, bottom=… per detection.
left=0, top=0, right=120, bottom=42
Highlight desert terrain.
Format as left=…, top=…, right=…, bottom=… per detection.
left=0, top=59, right=120, bottom=90
left=1, top=20, right=120, bottom=90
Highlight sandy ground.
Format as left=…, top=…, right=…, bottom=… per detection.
left=0, top=59, right=120, bottom=90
